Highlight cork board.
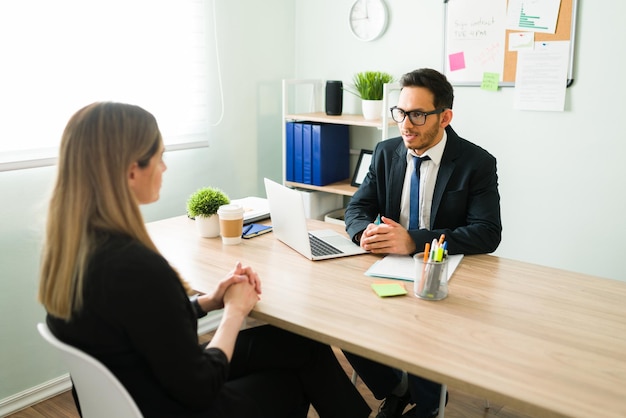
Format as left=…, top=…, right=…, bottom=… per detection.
left=443, top=0, right=577, bottom=87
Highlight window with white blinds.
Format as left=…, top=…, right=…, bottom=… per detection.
left=0, top=0, right=210, bottom=171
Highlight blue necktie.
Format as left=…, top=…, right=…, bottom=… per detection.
left=409, top=155, right=430, bottom=230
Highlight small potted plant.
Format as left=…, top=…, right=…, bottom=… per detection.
left=186, top=187, right=230, bottom=237
left=345, top=71, right=394, bottom=120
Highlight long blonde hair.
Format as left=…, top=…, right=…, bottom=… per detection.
left=39, top=102, right=190, bottom=319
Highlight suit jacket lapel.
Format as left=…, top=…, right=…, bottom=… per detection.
left=387, top=141, right=406, bottom=221
left=430, top=126, right=459, bottom=229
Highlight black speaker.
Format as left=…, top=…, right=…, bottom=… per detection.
left=325, top=80, right=343, bottom=116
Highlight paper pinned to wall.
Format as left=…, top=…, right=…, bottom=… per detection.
left=514, top=41, right=570, bottom=111
left=506, top=0, right=561, bottom=34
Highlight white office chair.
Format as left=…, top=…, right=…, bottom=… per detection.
left=37, top=323, right=143, bottom=418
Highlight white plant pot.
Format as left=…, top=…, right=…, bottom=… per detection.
left=195, top=214, right=220, bottom=238
left=361, top=99, right=383, bottom=120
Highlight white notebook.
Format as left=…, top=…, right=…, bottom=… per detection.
left=365, top=254, right=464, bottom=282
left=230, top=196, right=270, bottom=225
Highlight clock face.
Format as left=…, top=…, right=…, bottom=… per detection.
left=349, top=0, right=388, bottom=42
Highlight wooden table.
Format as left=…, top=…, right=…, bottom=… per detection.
left=147, top=215, right=626, bottom=418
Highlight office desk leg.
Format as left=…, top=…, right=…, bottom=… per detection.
left=437, top=384, right=447, bottom=418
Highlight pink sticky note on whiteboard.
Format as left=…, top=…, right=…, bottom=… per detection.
left=449, top=52, right=466, bottom=71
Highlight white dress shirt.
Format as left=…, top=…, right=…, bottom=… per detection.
left=399, top=131, right=447, bottom=230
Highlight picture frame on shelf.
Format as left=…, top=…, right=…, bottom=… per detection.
left=351, top=149, right=373, bottom=187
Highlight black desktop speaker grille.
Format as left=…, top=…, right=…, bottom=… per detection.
left=325, top=80, right=343, bottom=116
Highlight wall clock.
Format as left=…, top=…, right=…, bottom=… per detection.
left=349, top=0, right=389, bottom=42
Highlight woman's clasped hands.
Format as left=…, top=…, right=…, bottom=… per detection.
left=222, top=262, right=261, bottom=316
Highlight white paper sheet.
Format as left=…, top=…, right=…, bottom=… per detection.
left=365, top=254, right=464, bottom=282
left=506, top=0, right=561, bottom=34
left=514, top=41, right=570, bottom=111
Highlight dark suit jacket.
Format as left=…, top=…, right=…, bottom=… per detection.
left=345, top=125, right=502, bottom=255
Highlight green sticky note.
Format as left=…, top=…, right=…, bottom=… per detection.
left=371, top=282, right=407, bottom=297
left=481, top=72, right=500, bottom=91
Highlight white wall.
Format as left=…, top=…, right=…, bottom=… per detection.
left=293, top=0, right=626, bottom=282
left=3, top=0, right=626, bottom=410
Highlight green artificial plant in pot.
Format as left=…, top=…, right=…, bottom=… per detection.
left=346, top=71, right=395, bottom=120
left=186, top=187, right=230, bottom=237
left=348, top=71, right=394, bottom=100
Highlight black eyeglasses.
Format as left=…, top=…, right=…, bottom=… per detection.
left=390, top=106, right=446, bottom=126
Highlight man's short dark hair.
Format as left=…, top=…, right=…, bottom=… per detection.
left=400, top=68, right=454, bottom=109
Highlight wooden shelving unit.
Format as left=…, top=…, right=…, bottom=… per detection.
left=285, top=112, right=396, bottom=128
left=285, top=179, right=356, bottom=197
left=282, top=80, right=399, bottom=197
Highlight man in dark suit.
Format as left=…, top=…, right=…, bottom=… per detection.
left=343, top=68, right=502, bottom=418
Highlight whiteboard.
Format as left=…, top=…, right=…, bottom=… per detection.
left=443, top=0, right=578, bottom=87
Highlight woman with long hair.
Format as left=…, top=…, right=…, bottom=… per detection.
left=39, top=102, right=370, bottom=418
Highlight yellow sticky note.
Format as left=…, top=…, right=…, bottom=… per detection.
left=481, top=72, right=500, bottom=91
left=371, top=282, right=407, bottom=298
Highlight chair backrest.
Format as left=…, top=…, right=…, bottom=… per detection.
left=37, top=323, right=143, bottom=418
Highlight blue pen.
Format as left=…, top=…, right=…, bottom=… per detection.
left=242, top=224, right=253, bottom=236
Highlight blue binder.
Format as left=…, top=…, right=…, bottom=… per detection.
left=311, top=124, right=349, bottom=186
left=302, top=123, right=312, bottom=184
left=285, top=122, right=295, bottom=181
left=293, top=122, right=303, bottom=183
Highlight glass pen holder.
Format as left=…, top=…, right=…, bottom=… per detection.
left=414, top=252, right=449, bottom=301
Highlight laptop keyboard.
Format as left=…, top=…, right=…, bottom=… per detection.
left=309, top=233, right=343, bottom=257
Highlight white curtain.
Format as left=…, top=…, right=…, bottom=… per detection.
left=0, top=0, right=211, bottom=170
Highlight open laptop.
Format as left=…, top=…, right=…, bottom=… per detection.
left=264, top=178, right=367, bottom=261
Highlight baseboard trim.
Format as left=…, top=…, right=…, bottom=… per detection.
left=0, top=313, right=221, bottom=417
left=0, top=374, right=72, bottom=417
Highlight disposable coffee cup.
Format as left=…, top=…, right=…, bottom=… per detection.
left=414, top=252, right=449, bottom=301
left=217, top=204, right=244, bottom=245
